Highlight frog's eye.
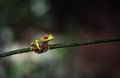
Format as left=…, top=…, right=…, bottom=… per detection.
left=43, top=35, right=48, bottom=39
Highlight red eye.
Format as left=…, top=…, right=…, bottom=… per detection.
left=44, top=35, right=48, bottom=39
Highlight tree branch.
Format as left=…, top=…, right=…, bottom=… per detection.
left=0, top=37, right=120, bottom=58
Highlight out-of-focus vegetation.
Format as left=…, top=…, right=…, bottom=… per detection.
left=0, top=0, right=120, bottom=78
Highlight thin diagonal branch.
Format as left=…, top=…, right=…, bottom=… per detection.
left=0, top=37, right=120, bottom=58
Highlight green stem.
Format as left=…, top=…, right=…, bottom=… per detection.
left=0, top=37, right=120, bottom=58
left=50, top=37, right=120, bottom=49
left=0, top=48, right=31, bottom=58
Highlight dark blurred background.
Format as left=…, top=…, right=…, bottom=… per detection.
left=0, top=0, right=120, bottom=78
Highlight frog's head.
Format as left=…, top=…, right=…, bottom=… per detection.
left=40, top=34, right=54, bottom=42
